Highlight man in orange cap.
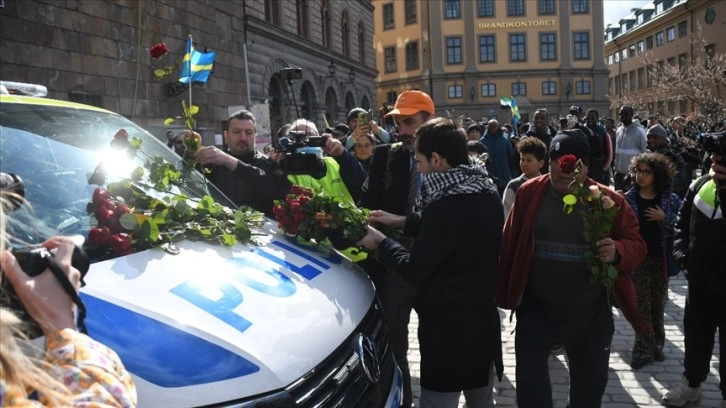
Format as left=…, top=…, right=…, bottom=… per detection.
left=359, top=90, right=435, bottom=408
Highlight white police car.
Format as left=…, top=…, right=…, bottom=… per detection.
left=0, top=82, right=402, bottom=407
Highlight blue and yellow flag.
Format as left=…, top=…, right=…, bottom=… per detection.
left=179, top=37, right=216, bottom=84
left=500, top=96, right=521, bottom=130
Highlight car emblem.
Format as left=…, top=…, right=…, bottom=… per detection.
left=356, top=334, right=381, bottom=384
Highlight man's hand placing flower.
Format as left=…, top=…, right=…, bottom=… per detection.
left=356, top=225, right=386, bottom=251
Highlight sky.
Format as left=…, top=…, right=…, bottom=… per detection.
left=602, top=0, right=650, bottom=27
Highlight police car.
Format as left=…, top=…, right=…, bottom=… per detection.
left=0, top=82, right=402, bottom=407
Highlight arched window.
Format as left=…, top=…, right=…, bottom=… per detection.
left=265, top=0, right=280, bottom=26
left=358, top=21, right=366, bottom=64
left=341, top=11, right=350, bottom=57
left=296, top=0, right=310, bottom=38
left=321, top=0, right=332, bottom=49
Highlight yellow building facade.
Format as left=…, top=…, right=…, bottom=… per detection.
left=604, top=0, right=725, bottom=121
left=374, top=0, right=610, bottom=125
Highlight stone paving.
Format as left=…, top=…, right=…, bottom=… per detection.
left=405, top=274, right=722, bottom=407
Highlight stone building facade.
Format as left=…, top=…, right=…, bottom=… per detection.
left=0, top=0, right=377, bottom=141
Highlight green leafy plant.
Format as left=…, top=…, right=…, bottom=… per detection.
left=559, top=154, right=620, bottom=299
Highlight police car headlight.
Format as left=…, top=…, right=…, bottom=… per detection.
left=220, top=390, right=296, bottom=407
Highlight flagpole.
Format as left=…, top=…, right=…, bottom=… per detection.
left=188, top=35, right=193, bottom=130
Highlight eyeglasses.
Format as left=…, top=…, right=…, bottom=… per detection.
left=631, top=168, right=652, bottom=176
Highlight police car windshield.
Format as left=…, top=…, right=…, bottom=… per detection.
left=0, top=101, right=233, bottom=248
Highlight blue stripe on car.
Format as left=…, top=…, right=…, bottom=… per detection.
left=81, top=293, right=260, bottom=387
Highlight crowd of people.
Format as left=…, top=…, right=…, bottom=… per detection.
left=2, top=89, right=724, bottom=407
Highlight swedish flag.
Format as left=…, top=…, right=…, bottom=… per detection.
left=179, top=37, right=216, bottom=84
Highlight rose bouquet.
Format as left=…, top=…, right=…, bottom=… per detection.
left=273, top=186, right=369, bottom=250
left=559, top=154, right=620, bottom=297
left=85, top=130, right=265, bottom=260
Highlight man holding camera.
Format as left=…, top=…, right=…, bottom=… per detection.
left=663, top=134, right=726, bottom=407
left=193, top=109, right=291, bottom=217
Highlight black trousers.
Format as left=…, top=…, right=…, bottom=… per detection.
left=683, top=285, right=726, bottom=397
left=514, top=292, right=613, bottom=408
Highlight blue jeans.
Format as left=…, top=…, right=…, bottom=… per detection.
left=514, top=292, right=613, bottom=408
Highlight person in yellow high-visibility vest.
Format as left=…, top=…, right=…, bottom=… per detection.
left=275, top=119, right=367, bottom=262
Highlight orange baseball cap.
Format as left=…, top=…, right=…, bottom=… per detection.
left=385, top=90, right=435, bottom=117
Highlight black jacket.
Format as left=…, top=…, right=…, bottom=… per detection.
left=206, top=150, right=290, bottom=217
left=359, top=143, right=411, bottom=214
left=673, top=174, right=726, bottom=294
left=378, top=189, right=504, bottom=391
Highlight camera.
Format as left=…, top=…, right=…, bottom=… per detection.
left=701, top=131, right=726, bottom=188
left=279, top=67, right=303, bottom=82
left=275, top=131, right=328, bottom=178
left=1, top=244, right=89, bottom=338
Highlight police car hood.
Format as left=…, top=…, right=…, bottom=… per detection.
left=80, top=225, right=376, bottom=407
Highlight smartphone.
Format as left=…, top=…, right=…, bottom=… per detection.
left=358, top=111, right=370, bottom=126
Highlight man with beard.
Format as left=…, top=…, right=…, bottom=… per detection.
left=358, top=90, right=435, bottom=408
left=192, top=109, right=291, bottom=216
left=525, top=109, right=556, bottom=174
left=613, top=105, right=647, bottom=191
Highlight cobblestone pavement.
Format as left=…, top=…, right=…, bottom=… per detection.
left=405, top=274, right=722, bottom=407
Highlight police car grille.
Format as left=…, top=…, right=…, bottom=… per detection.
left=285, top=299, right=394, bottom=407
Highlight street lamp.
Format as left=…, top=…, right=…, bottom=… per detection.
left=340, top=67, right=356, bottom=90
left=319, top=60, right=336, bottom=83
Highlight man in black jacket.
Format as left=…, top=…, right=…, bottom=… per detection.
left=358, top=90, right=435, bottom=408
left=193, top=109, right=290, bottom=217
left=664, top=149, right=726, bottom=407
left=358, top=118, right=503, bottom=407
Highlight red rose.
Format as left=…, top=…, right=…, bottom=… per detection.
left=293, top=213, right=306, bottom=223
left=557, top=154, right=578, bottom=174
left=149, top=42, right=168, bottom=59
left=314, top=211, right=326, bottom=220
left=291, top=185, right=304, bottom=196
left=113, top=204, right=130, bottom=217
left=88, top=226, right=112, bottom=247
left=95, top=206, right=114, bottom=225
left=92, top=187, right=110, bottom=206
left=298, top=195, right=310, bottom=205
left=111, top=233, right=133, bottom=256
left=290, top=200, right=301, bottom=213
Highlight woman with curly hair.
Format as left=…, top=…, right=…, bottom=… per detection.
left=624, top=152, right=683, bottom=370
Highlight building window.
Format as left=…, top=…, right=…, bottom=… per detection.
left=629, top=44, right=635, bottom=57
left=406, top=41, right=419, bottom=70
left=448, top=85, right=463, bottom=98
left=608, top=54, right=613, bottom=65
left=656, top=31, right=664, bottom=46
left=621, top=49, right=628, bottom=61
left=647, top=64, right=653, bottom=87
left=637, top=40, right=644, bottom=54
left=265, top=0, right=281, bottom=25
left=383, top=3, right=394, bottom=30
left=667, top=57, right=675, bottom=67
left=386, top=91, right=397, bottom=104
left=646, top=36, right=653, bottom=50
left=358, top=22, right=366, bottom=63
left=444, top=0, right=461, bottom=19
left=384, top=46, right=396, bottom=73
left=508, top=0, right=525, bottom=16
left=572, top=0, right=588, bottom=14
left=446, top=36, right=463, bottom=64
left=679, top=99, right=688, bottom=113
left=540, top=33, right=556, bottom=61
left=405, top=0, right=417, bottom=24
left=542, top=81, right=557, bottom=95
left=620, top=73, right=627, bottom=91
left=637, top=68, right=644, bottom=89
left=629, top=71, right=635, bottom=91
left=477, top=0, right=494, bottom=17
left=615, top=76, right=621, bottom=94
left=668, top=100, right=676, bottom=114
left=573, top=32, right=590, bottom=60
left=509, top=33, right=526, bottom=62
left=615, top=52, right=620, bottom=63
left=481, top=83, right=496, bottom=96
left=678, top=53, right=687, bottom=69
left=341, top=12, right=350, bottom=57
left=538, top=0, right=555, bottom=15
left=706, top=44, right=715, bottom=68
left=296, top=0, right=310, bottom=38
left=321, top=0, right=332, bottom=48
left=678, top=20, right=687, bottom=38
left=479, top=35, right=496, bottom=63
left=512, top=82, right=527, bottom=96
left=576, top=80, right=591, bottom=95
left=666, top=26, right=676, bottom=42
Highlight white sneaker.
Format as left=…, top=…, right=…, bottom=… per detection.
left=663, top=378, right=701, bottom=407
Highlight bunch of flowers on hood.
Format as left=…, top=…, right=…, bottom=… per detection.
left=559, top=154, right=620, bottom=298
left=273, top=186, right=369, bottom=250
left=85, top=130, right=265, bottom=261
